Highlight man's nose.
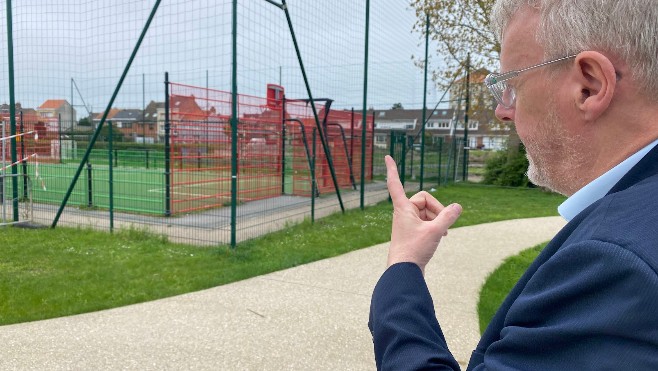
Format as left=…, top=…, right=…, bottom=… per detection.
left=495, top=104, right=515, bottom=122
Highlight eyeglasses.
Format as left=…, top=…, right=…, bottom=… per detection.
left=485, top=54, right=578, bottom=108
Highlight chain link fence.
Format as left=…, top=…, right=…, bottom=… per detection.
left=1, top=1, right=472, bottom=246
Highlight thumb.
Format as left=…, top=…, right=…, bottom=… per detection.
left=432, top=203, right=462, bottom=232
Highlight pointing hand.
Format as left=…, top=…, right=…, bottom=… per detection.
left=385, top=155, right=462, bottom=273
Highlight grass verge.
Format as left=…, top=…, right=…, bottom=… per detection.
left=0, top=183, right=564, bottom=326
left=477, top=242, right=547, bottom=333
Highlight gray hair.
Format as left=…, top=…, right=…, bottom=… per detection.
left=491, top=0, right=658, bottom=97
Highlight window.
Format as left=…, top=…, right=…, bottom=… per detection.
left=427, top=121, right=450, bottom=129
left=379, top=111, right=385, bottom=117
left=490, top=122, right=511, bottom=131
left=456, top=121, right=478, bottom=130
left=437, top=121, right=451, bottom=129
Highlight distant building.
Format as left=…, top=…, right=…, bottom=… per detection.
left=37, top=99, right=76, bottom=131
left=144, top=101, right=164, bottom=142
left=0, top=103, right=39, bottom=124
left=108, top=109, right=153, bottom=143
left=372, top=107, right=508, bottom=151
left=448, top=68, right=511, bottom=150
left=92, top=108, right=121, bottom=125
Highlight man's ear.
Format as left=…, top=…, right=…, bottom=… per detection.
left=573, top=51, right=617, bottom=121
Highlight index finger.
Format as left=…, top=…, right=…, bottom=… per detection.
left=385, top=155, right=407, bottom=205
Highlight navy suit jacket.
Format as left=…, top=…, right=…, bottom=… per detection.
left=369, top=145, right=658, bottom=370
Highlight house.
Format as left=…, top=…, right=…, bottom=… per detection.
left=110, top=109, right=159, bottom=143
left=160, top=95, right=219, bottom=143
left=372, top=107, right=507, bottom=151
left=448, top=68, right=510, bottom=150
left=37, top=99, right=76, bottom=131
left=92, top=108, right=121, bottom=126
left=0, top=103, right=39, bottom=124
left=372, top=108, right=457, bottom=148
left=144, top=101, right=164, bottom=142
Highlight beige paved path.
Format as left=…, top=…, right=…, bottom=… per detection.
left=0, top=216, right=566, bottom=370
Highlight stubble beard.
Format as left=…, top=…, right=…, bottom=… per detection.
left=523, top=108, right=587, bottom=196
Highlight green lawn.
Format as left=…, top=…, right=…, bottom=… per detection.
left=477, top=242, right=547, bottom=333
left=0, top=183, right=565, bottom=326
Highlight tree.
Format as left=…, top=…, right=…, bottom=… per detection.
left=411, top=0, right=498, bottom=90
left=410, top=0, right=503, bottom=123
left=391, top=102, right=404, bottom=110
left=411, top=0, right=521, bottom=155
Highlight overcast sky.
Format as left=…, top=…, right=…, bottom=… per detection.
left=0, top=0, right=445, bottom=114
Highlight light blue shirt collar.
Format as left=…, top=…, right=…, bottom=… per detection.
left=558, top=138, right=658, bottom=221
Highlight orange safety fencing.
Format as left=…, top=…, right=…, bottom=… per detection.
left=168, top=82, right=373, bottom=214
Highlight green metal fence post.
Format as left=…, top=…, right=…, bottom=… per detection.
left=86, top=162, right=93, bottom=208
left=350, top=108, right=355, bottom=177
left=5, top=0, right=18, bottom=222
left=230, top=0, right=239, bottom=247
left=281, top=97, right=287, bottom=194
left=108, top=120, right=114, bottom=232
left=409, top=139, right=414, bottom=179
left=19, top=111, right=27, bottom=199
left=164, top=72, right=172, bottom=217
left=463, top=54, right=470, bottom=182
left=400, top=133, right=407, bottom=187
left=438, top=137, right=443, bottom=186
left=58, top=114, right=62, bottom=163
left=419, top=13, right=429, bottom=191
left=371, top=111, right=375, bottom=180
left=389, top=131, right=394, bottom=202
left=311, top=127, right=317, bottom=223
left=452, top=137, right=458, bottom=183
left=360, top=0, right=370, bottom=210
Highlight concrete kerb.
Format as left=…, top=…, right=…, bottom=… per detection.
left=0, top=216, right=566, bottom=370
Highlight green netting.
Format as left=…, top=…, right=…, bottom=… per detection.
left=1, top=1, right=468, bottom=245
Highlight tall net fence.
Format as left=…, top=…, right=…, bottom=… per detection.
left=1, top=1, right=470, bottom=246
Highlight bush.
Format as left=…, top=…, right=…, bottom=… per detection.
left=482, top=145, right=530, bottom=187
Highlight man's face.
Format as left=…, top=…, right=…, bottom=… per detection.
left=494, top=7, right=585, bottom=195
